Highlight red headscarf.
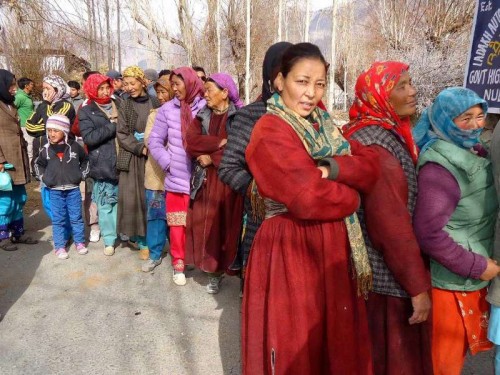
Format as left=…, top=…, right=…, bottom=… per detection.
left=171, top=67, right=204, bottom=146
left=83, top=73, right=114, bottom=105
left=342, top=61, right=419, bottom=164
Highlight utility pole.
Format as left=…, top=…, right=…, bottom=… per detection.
left=245, top=0, right=251, bottom=104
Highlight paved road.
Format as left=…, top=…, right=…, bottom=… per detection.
left=0, top=194, right=241, bottom=375
left=0, top=184, right=495, bottom=374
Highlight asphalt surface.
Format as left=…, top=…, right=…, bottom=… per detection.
left=0, top=186, right=241, bottom=375
left=0, top=184, right=495, bottom=374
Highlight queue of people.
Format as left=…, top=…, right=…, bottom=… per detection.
left=1, top=39, right=500, bottom=374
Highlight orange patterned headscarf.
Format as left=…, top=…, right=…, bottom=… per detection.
left=343, top=61, right=419, bottom=163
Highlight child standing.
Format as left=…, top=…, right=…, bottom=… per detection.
left=35, top=114, right=90, bottom=259
left=142, top=76, right=173, bottom=272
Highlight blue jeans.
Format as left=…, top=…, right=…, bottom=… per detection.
left=49, top=188, right=85, bottom=249
left=42, top=184, right=71, bottom=240
left=146, top=189, right=167, bottom=261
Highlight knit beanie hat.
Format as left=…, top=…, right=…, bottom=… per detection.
left=46, top=114, right=71, bottom=134
left=144, top=69, right=158, bottom=82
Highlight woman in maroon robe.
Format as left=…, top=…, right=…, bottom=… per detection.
left=243, top=42, right=379, bottom=374
left=185, top=73, right=244, bottom=294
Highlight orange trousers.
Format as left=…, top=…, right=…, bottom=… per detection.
left=431, top=287, right=492, bottom=375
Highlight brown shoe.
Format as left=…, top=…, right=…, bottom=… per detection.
left=139, top=248, right=149, bottom=260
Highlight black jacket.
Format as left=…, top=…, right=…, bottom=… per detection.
left=35, top=139, right=89, bottom=188
left=25, top=100, right=76, bottom=138
left=78, top=101, right=119, bottom=182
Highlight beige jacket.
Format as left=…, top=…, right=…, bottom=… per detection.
left=144, top=108, right=165, bottom=191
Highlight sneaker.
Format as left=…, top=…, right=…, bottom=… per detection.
left=89, top=229, right=100, bottom=243
left=142, top=258, right=162, bottom=272
left=76, top=243, right=88, bottom=255
left=206, top=276, right=222, bottom=294
left=55, top=248, right=69, bottom=259
left=173, top=270, right=186, bottom=286
left=103, top=246, right=115, bottom=256
left=139, top=248, right=149, bottom=260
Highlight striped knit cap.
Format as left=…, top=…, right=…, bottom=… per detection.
left=46, top=114, right=71, bottom=134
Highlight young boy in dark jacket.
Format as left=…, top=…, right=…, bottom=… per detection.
left=35, top=114, right=89, bottom=259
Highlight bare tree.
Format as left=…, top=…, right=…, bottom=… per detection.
left=328, top=0, right=338, bottom=111
left=245, top=0, right=250, bottom=103
left=117, top=0, right=122, bottom=71
left=105, top=0, right=112, bottom=69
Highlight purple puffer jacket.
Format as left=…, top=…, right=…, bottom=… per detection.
left=148, top=96, right=206, bottom=194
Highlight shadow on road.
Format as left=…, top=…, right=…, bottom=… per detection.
left=0, top=205, right=51, bottom=321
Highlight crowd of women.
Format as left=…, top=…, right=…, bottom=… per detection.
left=1, top=39, right=500, bottom=374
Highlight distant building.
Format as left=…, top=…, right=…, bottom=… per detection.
left=0, top=48, right=90, bottom=73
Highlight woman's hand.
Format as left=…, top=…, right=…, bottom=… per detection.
left=317, top=166, right=329, bottom=178
left=42, top=87, right=56, bottom=103
left=142, top=146, right=148, bottom=156
left=480, top=258, right=500, bottom=281
left=218, top=139, right=227, bottom=149
left=0, top=163, right=4, bottom=173
left=409, top=291, right=431, bottom=325
left=197, top=155, right=212, bottom=167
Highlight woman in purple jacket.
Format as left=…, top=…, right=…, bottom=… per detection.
left=148, top=67, right=205, bottom=286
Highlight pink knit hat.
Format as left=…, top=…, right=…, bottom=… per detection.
left=46, top=114, right=71, bottom=136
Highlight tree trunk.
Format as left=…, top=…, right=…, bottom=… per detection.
left=278, top=0, right=282, bottom=41
left=91, top=0, right=98, bottom=68
left=85, top=0, right=93, bottom=69
left=97, top=2, right=105, bottom=64
left=304, top=0, right=310, bottom=42
left=328, top=0, right=337, bottom=111
left=245, top=0, right=251, bottom=104
left=117, top=0, right=121, bottom=72
left=216, top=0, right=221, bottom=71
left=105, top=0, right=111, bottom=69
left=178, top=0, right=193, bottom=66
left=0, top=25, right=11, bottom=71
